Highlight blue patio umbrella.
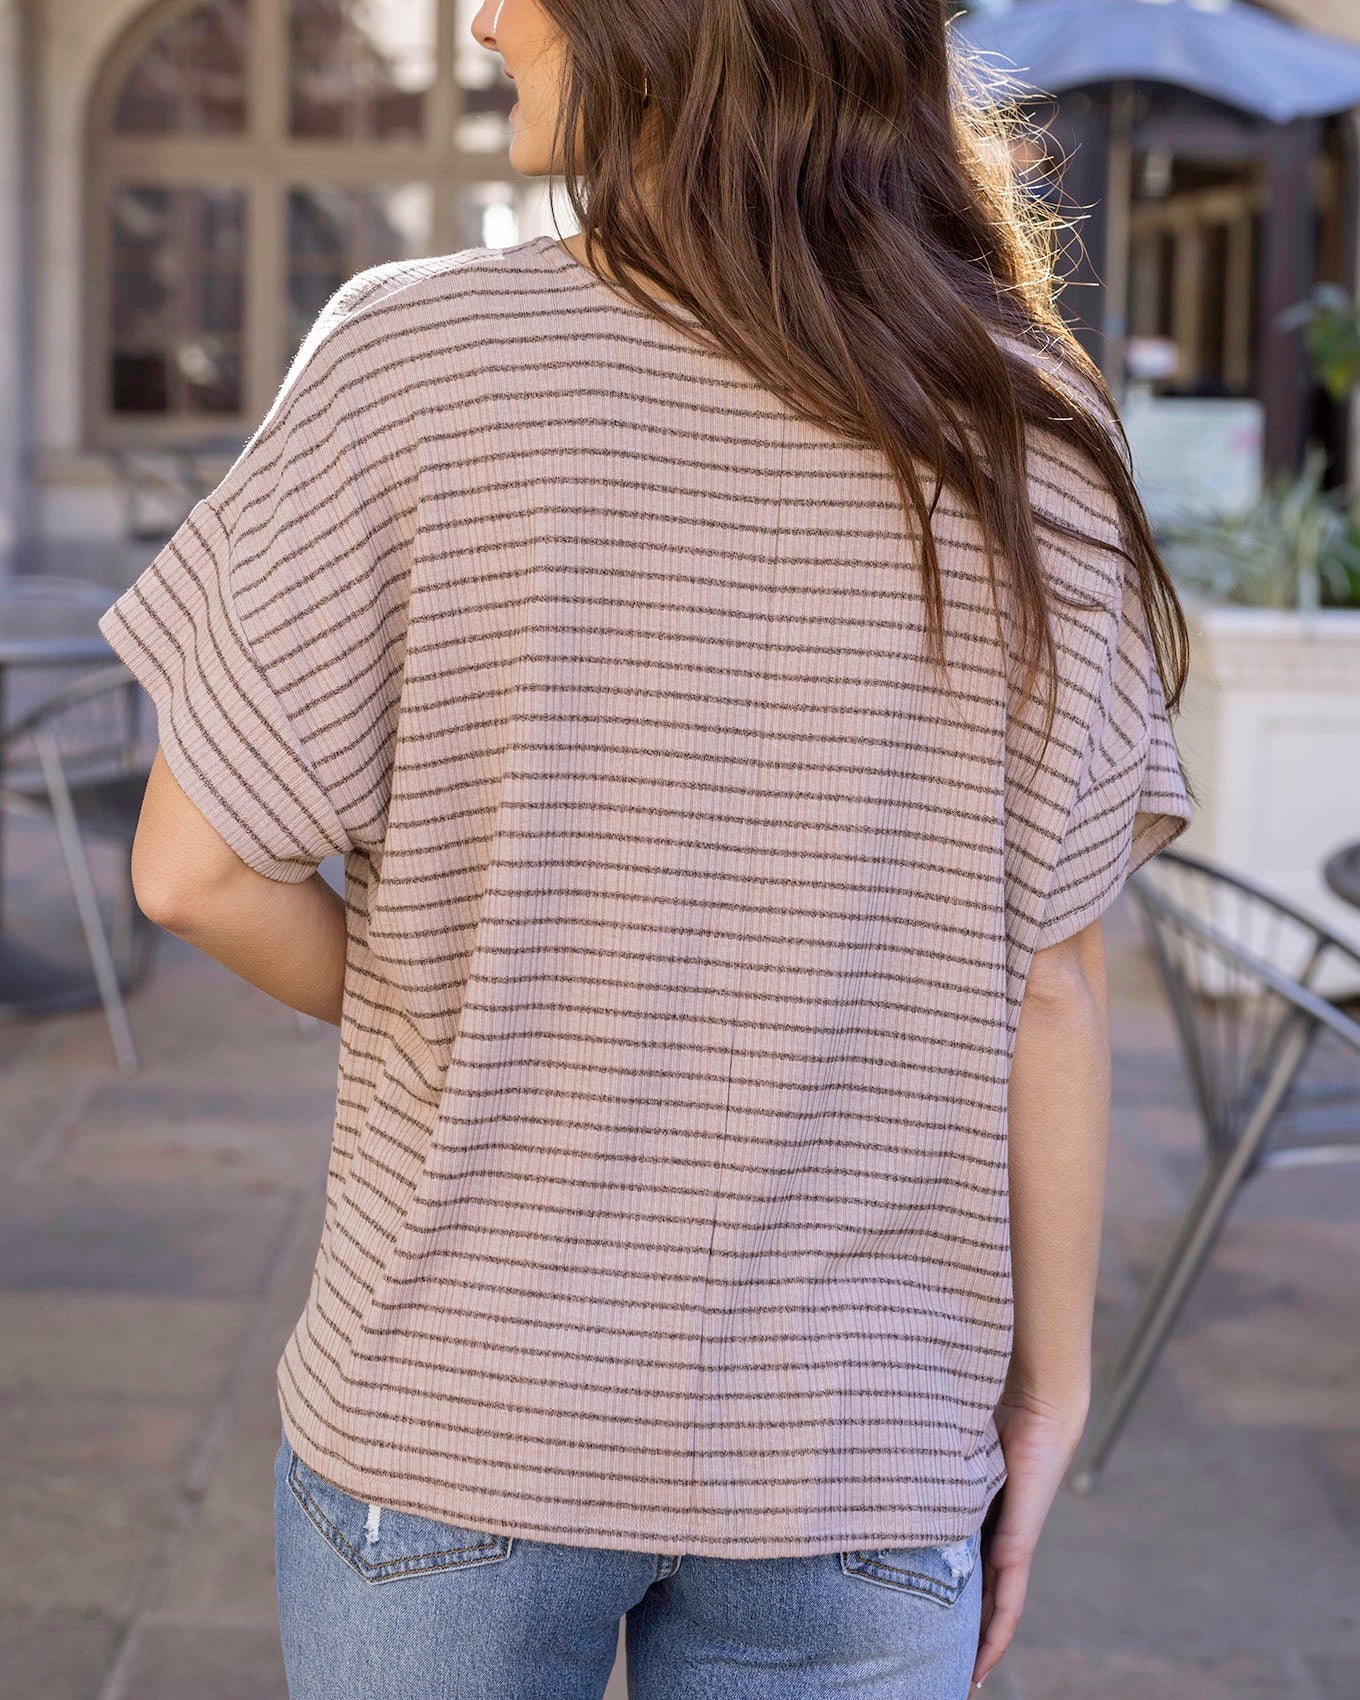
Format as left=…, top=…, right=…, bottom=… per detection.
left=952, top=0, right=1360, bottom=125
left=952, top=0, right=1360, bottom=388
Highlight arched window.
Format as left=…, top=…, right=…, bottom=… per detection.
left=88, top=0, right=546, bottom=445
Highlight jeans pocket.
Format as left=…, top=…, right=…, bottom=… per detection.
left=839, top=1528, right=981, bottom=1606
left=285, top=1442, right=515, bottom=1585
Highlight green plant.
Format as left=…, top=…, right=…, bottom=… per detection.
left=1278, top=283, right=1360, bottom=404
left=1160, top=444, right=1360, bottom=611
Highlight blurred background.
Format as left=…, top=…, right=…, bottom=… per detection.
left=1, top=2, right=1359, bottom=1697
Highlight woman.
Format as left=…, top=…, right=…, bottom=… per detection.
left=98, top=0, right=1193, bottom=1695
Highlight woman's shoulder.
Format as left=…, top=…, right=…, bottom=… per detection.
left=323, top=238, right=553, bottom=329
left=289, top=240, right=555, bottom=381
left=990, top=328, right=1116, bottom=421
left=987, top=330, right=1131, bottom=610
left=214, top=241, right=558, bottom=502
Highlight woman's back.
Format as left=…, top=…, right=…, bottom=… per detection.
left=98, top=233, right=1190, bottom=1560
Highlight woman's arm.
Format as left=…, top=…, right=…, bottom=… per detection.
left=1006, top=911, right=1111, bottom=1416
left=971, top=912, right=1111, bottom=1687
left=130, top=748, right=348, bottom=1028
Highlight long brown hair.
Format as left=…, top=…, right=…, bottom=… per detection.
left=533, top=0, right=1190, bottom=726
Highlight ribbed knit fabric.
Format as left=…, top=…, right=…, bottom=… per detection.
left=97, top=233, right=1192, bottom=1559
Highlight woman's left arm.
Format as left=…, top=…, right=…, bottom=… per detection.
left=131, top=748, right=347, bottom=1027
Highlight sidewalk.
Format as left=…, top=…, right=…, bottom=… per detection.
left=1, top=818, right=1357, bottom=1700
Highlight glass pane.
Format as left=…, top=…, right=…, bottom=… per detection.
left=112, top=0, right=247, bottom=135
left=201, top=271, right=244, bottom=335
left=285, top=183, right=432, bottom=364
left=451, top=182, right=542, bottom=252
left=289, top=182, right=355, bottom=259
left=184, top=341, right=242, bottom=414
left=453, top=0, right=514, bottom=152
left=289, top=0, right=435, bottom=141
left=111, top=351, right=170, bottom=414
left=109, top=184, right=247, bottom=416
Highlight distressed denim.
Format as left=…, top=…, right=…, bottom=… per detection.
left=274, top=1428, right=983, bottom=1699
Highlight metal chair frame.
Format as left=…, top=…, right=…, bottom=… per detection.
left=1067, top=848, right=1360, bottom=1493
left=0, top=661, right=157, bottom=1073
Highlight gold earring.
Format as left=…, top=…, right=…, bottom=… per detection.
left=641, top=72, right=651, bottom=103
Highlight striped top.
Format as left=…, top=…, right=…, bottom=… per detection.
left=98, top=232, right=1192, bottom=1560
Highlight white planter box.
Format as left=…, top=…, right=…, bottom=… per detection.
left=1174, top=601, right=1360, bottom=998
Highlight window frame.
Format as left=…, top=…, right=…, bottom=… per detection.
left=85, top=0, right=516, bottom=447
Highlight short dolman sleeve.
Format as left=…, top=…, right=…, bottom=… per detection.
left=98, top=264, right=416, bottom=883
left=1033, top=555, right=1193, bottom=951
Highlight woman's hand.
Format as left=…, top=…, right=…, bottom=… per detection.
left=969, top=1388, right=1089, bottom=1688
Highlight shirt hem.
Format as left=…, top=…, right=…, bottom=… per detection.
left=278, top=1390, right=1000, bottom=1562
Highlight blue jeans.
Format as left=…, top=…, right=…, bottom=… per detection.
left=274, top=1428, right=984, bottom=1699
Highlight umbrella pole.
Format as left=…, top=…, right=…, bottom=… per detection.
left=1103, top=80, right=1135, bottom=407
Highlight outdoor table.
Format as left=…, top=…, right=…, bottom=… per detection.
left=0, top=590, right=119, bottom=1018
left=1323, top=841, right=1360, bottom=914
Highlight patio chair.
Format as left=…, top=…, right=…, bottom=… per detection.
left=0, top=661, right=158, bottom=1074
left=2, top=659, right=329, bottom=1073
left=1066, top=848, right=1360, bottom=1493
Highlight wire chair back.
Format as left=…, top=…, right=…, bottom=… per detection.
left=1068, top=849, right=1360, bottom=1492
left=1129, top=850, right=1360, bottom=1165
left=0, top=663, right=145, bottom=807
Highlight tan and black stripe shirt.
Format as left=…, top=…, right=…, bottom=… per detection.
left=98, top=233, right=1192, bottom=1559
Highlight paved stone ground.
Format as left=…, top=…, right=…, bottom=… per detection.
left=1, top=810, right=1357, bottom=1700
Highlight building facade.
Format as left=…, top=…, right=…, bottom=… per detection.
left=1, top=0, right=568, bottom=581
left=3, top=0, right=1360, bottom=581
